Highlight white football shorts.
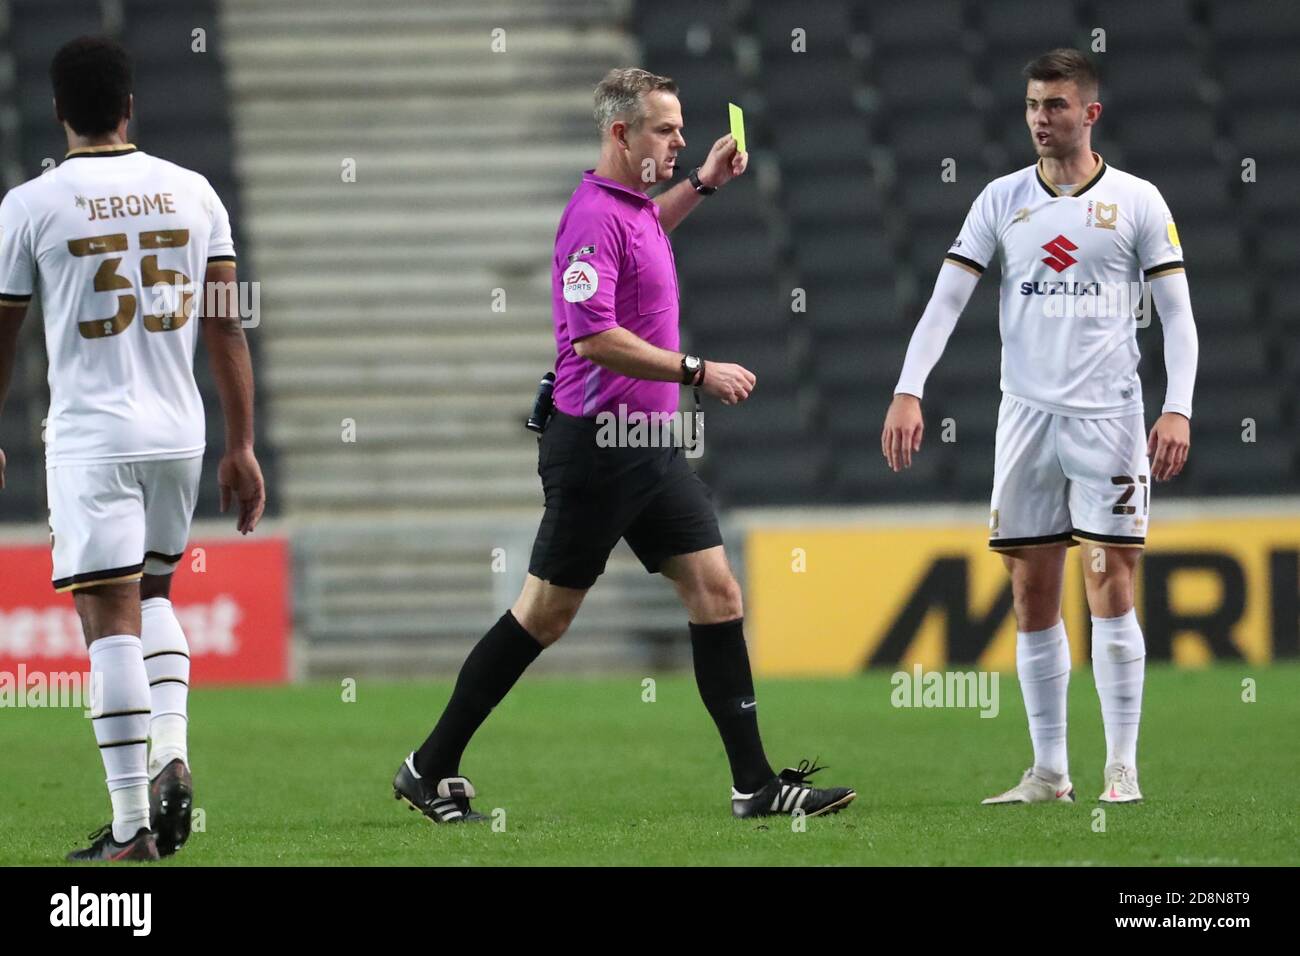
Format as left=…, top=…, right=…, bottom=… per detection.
left=47, top=456, right=203, bottom=592
left=988, top=395, right=1150, bottom=551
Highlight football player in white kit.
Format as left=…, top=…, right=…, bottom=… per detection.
left=881, top=49, right=1198, bottom=805
left=0, top=37, right=266, bottom=859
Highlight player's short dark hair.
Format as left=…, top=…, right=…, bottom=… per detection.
left=1022, top=48, right=1099, bottom=102
left=50, top=36, right=134, bottom=135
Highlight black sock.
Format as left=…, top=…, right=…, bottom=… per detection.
left=413, top=611, right=543, bottom=780
left=689, top=618, right=775, bottom=793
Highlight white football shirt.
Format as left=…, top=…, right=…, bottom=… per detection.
left=0, top=144, right=236, bottom=465
left=944, top=153, right=1184, bottom=418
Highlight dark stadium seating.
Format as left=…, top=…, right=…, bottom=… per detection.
left=0, top=0, right=273, bottom=523
left=637, top=0, right=1300, bottom=505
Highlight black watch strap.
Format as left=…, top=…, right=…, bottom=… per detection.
left=689, top=168, right=717, bottom=195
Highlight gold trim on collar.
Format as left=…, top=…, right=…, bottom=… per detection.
left=1036, top=152, right=1105, bottom=198
left=65, top=143, right=138, bottom=158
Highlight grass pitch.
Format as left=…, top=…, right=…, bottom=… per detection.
left=1, top=664, right=1296, bottom=866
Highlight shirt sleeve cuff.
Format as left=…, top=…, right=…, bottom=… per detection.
left=1161, top=402, right=1192, bottom=418
left=568, top=317, right=619, bottom=342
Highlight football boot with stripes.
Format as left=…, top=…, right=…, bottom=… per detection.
left=67, top=823, right=160, bottom=862
left=731, top=759, right=856, bottom=818
left=392, top=752, right=487, bottom=823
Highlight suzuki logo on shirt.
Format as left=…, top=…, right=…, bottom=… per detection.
left=1041, top=234, right=1078, bottom=273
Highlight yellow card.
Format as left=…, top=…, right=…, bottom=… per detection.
left=728, top=102, right=746, bottom=154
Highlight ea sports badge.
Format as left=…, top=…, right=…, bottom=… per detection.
left=562, top=261, right=599, bottom=302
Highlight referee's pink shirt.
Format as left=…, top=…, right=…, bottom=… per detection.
left=551, top=170, right=681, bottom=418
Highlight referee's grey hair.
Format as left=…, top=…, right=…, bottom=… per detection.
left=593, top=67, right=678, bottom=134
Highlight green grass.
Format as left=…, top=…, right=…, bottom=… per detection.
left=2, top=664, right=1296, bottom=866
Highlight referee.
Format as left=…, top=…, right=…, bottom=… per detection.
left=393, top=69, right=855, bottom=823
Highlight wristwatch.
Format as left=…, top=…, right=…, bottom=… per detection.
left=688, top=168, right=717, bottom=195
left=681, top=354, right=703, bottom=385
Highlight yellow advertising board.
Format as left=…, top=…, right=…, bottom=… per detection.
left=746, top=515, right=1299, bottom=675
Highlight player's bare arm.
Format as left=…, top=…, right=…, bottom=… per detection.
left=654, top=134, right=747, bottom=234
left=201, top=262, right=265, bottom=533
left=0, top=302, right=27, bottom=490
left=574, top=326, right=755, bottom=405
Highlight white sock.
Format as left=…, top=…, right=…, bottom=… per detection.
left=1091, top=608, right=1145, bottom=769
left=1016, top=619, right=1071, bottom=777
left=88, top=635, right=152, bottom=843
left=141, top=597, right=190, bottom=777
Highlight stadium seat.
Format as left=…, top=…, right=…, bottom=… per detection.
left=1180, top=224, right=1245, bottom=276
left=1194, top=331, right=1270, bottom=386
left=865, top=0, right=966, bottom=54
left=980, top=0, right=1080, bottom=53
left=1208, top=0, right=1300, bottom=44
left=802, top=279, right=905, bottom=335
left=10, top=0, right=103, bottom=74
left=676, top=226, right=781, bottom=285
left=1092, top=0, right=1196, bottom=47
left=897, top=169, right=987, bottom=225
left=887, top=111, right=988, bottom=167
left=1190, top=384, right=1283, bottom=438
left=771, top=116, right=873, bottom=173
left=121, top=0, right=225, bottom=63
left=1186, top=276, right=1256, bottom=330
left=1101, top=53, right=1207, bottom=110
left=762, top=54, right=865, bottom=119
left=1185, top=437, right=1297, bottom=494
left=1114, top=110, right=1218, bottom=168
left=685, top=304, right=788, bottom=349
left=1154, top=165, right=1234, bottom=223
left=752, top=0, right=860, bottom=55
left=793, top=222, right=895, bottom=282
left=871, top=51, right=976, bottom=113
left=1232, top=109, right=1300, bottom=167
left=784, top=169, right=885, bottom=226
left=832, top=445, right=946, bottom=502
left=948, top=440, right=996, bottom=500
left=634, top=0, right=734, bottom=57
left=707, top=437, right=828, bottom=505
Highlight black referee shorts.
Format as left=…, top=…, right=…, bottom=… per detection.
left=527, top=411, right=724, bottom=590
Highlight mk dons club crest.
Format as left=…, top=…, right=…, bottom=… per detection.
left=1087, top=200, right=1118, bottom=230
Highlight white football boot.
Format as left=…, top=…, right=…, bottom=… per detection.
left=1098, top=764, right=1143, bottom=803
left=981, top=767, right=1076, bottom=805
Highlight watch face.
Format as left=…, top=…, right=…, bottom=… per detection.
left=685, top=357, right=701, bottom=372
